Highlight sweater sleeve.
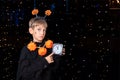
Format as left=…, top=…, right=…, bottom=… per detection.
left=16, top=46, right=49, bottom=80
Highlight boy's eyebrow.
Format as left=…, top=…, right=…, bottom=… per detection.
left=31, top=24, right=41, bottom=27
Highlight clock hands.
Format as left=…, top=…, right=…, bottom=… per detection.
left=52, top=43, right=63, bottom=55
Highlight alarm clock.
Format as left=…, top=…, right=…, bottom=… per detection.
left=52, top=43, right=63, bottom=55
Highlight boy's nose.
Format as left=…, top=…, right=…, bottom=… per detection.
left=40, top=31, right=44, bottom=34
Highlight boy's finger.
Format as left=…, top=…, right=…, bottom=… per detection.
left=49, top=53, right=54, bottom=56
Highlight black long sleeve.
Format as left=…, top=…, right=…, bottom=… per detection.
left=16, top=46, right=49, bottom=80
left=16, top=43, right=63, bottom=80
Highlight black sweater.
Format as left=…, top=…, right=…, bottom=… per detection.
left=16, top=42, right=61, bottom=80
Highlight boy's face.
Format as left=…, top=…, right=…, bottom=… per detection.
left=29, top=24, right=46, bottom=42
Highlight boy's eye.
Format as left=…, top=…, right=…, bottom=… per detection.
left=38, top=29, right=41, bottom=31
left=43, top=29, right=46, bottom=32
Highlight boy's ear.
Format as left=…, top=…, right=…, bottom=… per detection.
left=29, top=28, right=33, bottom=34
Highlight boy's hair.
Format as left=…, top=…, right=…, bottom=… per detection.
left=29, top=17, right=48, bottom=28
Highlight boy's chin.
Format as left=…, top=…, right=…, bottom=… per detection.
left=38, top=39, right=43, bottom=42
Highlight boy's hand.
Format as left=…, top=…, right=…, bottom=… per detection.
left=45, top=53, right=54, bottom=64
left=62, top=48, right=65, bottom=55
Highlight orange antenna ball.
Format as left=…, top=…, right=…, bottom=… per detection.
left=38, top=47, right=47, bottom=56
left=32, top=9, right=39, bottom=15
left=45, top=10, right=52, bottom=16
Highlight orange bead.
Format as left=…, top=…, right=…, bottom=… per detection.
left=27, top=42, right=37, bottom=51
left=38, top=47, right=47, bottom=56
left=45, top=40, right=53, bottom=48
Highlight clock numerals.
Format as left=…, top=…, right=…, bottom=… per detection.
left=52, top=43, right=63, bottom=55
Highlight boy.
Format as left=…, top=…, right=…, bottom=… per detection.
left=16, top=17, right=65, bottom=80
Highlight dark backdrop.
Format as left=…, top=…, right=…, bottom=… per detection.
left=0, top=0, right=119, bottom=80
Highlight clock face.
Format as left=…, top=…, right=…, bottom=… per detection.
left=52, top=43, right=63, bottom=55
